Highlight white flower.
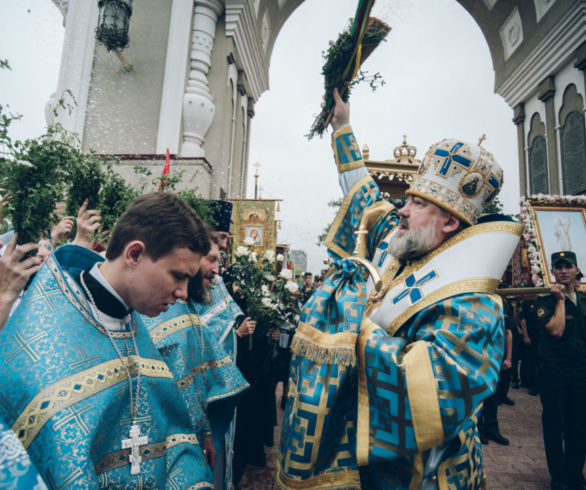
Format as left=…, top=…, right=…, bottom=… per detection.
left=235, top=246, right=249, bottom=257
left=285, top=281, right=299, bottom=294
left=262, top=297, right=273, bottom=308
left=264, top=250, right=275, bottom=262
left=244, top=237, right=254, bottom=246
left=279, top=269, right=292, bottom=280
left=249, top=252, right=258, bottom=262
left=261, top=284, right=270, bottom=296
left=276, top=254, right=284, bottom=262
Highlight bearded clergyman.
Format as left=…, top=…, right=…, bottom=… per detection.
left=276, top=89, right=523, bottom=489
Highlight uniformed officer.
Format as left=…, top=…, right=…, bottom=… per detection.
left=536, top=251, right=586, bottom=490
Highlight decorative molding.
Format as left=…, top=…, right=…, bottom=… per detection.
left=253, top=0, right=260, bottom=17
left=227, top=62, right=239, bottom=194
left=45, top=1, right=99, bottom=145
left=500, top=7, right=523, bottom=61
left=534, top=0, right=556, bottom=23
left=497, top=2, right=586, bottom=108
left=51, top=0, right=69, bottom=25
left=482, top=0, right=498, bottom=10
left=156, top=0, right=194, bottom=154
left=180, top=0, right=224, bottom=157
left=225, top=0, right=270, bottom=101
left=261, top=9, right=272, bottom=53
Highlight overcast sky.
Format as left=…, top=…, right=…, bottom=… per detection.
left=0, top=0, right=520, bottom=273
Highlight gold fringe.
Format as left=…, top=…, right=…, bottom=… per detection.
left=290, top=333, right=356, bottom=367
left=273, top=465, right=361, bottom=490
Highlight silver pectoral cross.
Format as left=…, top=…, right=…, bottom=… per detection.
left=121, top=423, right=148, bottom=475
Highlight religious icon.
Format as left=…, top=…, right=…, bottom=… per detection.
left=246, top=226, right=263, bottom=246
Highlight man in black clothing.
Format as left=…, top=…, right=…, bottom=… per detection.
left=520, top=298, right=540, bottom=395
left=478, top=297, right=513, bottom=445
left=536, top=251, right=586, bottom=490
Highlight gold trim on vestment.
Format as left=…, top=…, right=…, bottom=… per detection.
left=274, top=464, right=361, bottom=490
left=148, top=314, right=202, bottom=344
left=46, top=255, right=135, bottom=339
left=324, top=175, right=375, bottom=260
left=356, top=317, right=375, bottom=466
left=94, top=433, right=198, bottom=474
left=13, top=356, right=172, bottom=448
left=386, top=278, right=501, bottom=335
left=356, top=200, right=395, bottom=258
left=332, top=125, right=365, bottom=173
left=290, top=322, right=358, bottom=366
left=176, top=356, right=231, bottom=389
left=365, top=220, right=523, bottom=331
left=408, top=453, right=424, bottom=490
left=404, top=341, right=443, bottom=451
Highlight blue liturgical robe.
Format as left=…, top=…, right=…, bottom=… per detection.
left=0, top=418, right=47, bottom=489
left=277, top=127, right=521, bottom=489
left=196, top=277, right=244, bottom=359
left=0, top=244, right=213, bottom=489
left=142, top=299, right=249, bottom=490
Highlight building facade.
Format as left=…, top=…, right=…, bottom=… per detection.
left=48, top=0, right=585, bottom=198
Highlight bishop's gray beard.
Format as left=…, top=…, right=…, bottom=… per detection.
left=388, top=219, right=439, bottom=260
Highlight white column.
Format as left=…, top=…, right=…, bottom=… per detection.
left=180, top=0, right=223, bottom=158
left=156, top=0, right=194, bottom=154
left=45, top=1, right=99, bottom=143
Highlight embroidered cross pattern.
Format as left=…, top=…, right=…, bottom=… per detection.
left=392, top=270, right=438, bottom=305
left=435, top=142, right=471, bottom=176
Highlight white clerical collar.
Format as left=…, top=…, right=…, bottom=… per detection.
left=88, top=262, right=130, bottom=311
left=87, top=263, right=131, bottom=331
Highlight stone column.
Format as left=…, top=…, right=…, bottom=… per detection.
left=513, top=103, right=527, bottom=196
left=537, top=76, right=559, bottom=194
left=180, top=0, right=223, bottom=158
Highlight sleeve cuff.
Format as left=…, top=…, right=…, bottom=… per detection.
left=331, top=125, right=365, bottom=173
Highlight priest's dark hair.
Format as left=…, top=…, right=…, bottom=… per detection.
left=106, top=192, right=211, bottom=261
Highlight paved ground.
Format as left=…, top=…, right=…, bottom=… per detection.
left=239, top=384, right=550, bottom=489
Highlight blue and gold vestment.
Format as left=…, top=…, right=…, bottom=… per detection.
left=0, top=244, right=213, bottom=489
left=277, top=127, right=521, bottom=489
left=0, top=418, right=47, bottom=489
left=142, top=299, right=249, bottom=490
left=196, top=277, right=244, bottom=359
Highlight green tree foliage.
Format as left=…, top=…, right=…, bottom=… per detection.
left=179, top=189, right=220, bottom=227
left=484, top=196, right=504, bottom=215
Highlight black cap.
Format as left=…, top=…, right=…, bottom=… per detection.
left=212, top=200, right=233, bottom=233
left=551, top=251, right=577, bottom=267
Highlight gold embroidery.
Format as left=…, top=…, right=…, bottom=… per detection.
left=386, top=279, right=501, bottom=335
left=148, top=314, right=202, bottom=344
left=176, top=356, right=232, bottom=389
left=356, top=317, right=378, bottom=466
left=404, top=341, right=443, bottom=451
left=94, top=433, right=198, bottom=474
left=274, top=464, right=360, bottom=490
left=13, top=356, right=172, bottom=448
left=47, top=256, right=135, bottom=339
left=324, top=175, right=374, bottom=259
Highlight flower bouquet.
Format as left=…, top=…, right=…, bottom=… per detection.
left=228, top=241, right=300, bottom=359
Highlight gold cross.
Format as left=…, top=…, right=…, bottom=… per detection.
left=4, top=331, right=47, bottom=364
left=478, top=134, right=487, bottom=146
left=53, top=404, right=94, bottom=435
left=353, top=224, right=368, bottom=256
left=70, top=343, right=101, bottom=370
left=28, top=282, right=62, bottom=311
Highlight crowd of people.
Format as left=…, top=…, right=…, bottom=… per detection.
left=0, top=88, right=583, bottom=490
